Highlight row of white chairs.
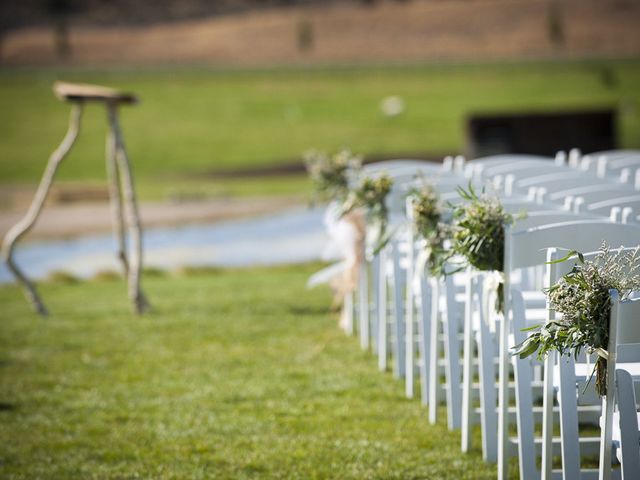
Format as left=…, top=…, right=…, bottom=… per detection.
left=332, top=149, right=640, bottom=479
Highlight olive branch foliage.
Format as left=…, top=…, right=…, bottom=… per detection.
left=341, top=174, right=394, bottom=254
left=304, top=149, right=361, bottom=205
left=303, top=148, right=393, bottom=253
left=512, top=244, right=640, bottom=396
left=448, top=183, right=514, bottom=313
left=305, top=152, right=518, bottom=313
left=408, top=180, right=451, bottom=277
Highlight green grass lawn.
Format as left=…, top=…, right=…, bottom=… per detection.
left=0, top=264, right=498, bottom=479
left=1, top=60, right=639, bottom=201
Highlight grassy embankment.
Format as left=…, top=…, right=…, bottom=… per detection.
left=1, top=60, right=639, bottom=203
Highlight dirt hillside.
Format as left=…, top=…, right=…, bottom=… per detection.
left=3, top=0, right=640, bottom=67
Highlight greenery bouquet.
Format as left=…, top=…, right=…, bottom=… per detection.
left=342, top=174, right=394, bottom=254
left=513, top=244, right=640, bottom=396
left=449, top=184, right=514, bottom=313
left=304, top=149, right=361, bottom=205
left=409, top=181, right=450, bottom=277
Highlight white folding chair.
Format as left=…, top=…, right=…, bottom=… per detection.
left=537, top=248, right=638, bottom=480
left=498, top=221, right=640, bottom=480
left=599, top=291, right=640, bottom=480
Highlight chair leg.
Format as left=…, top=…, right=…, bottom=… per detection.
left=341, top=291, right=354, bottom=335
left=477, top=289, right=498, bottom=463
left=558, top=355, right=581, bottom=480
left=541, top=351, right=556, bottom=480
left=358, top=259, right=369, bottom=350
left=371, top=254, right=380, bottom=355
left=418, top=274, right=431, bottom=407
left=392, top=242, right=405, bottom=379
left=2, top=104, right=83, bottom=316
left=107, top=103, right=149, bottom=314
left=444, top=275, right=462, bottom=430
left=428, top=280, right=441, bottom=424
left=405, top=298, right=415, bottom=398
left=378, top=248, right=388, bottom=371
left=513, top=356, right=538, bottom=480
left=598, top=381, right=615, bottom=480
left=497, top=310, right=511, bottom=480
left=461, top=273, right=474, bottom=452
left=405, top=250, right=415, bottom=399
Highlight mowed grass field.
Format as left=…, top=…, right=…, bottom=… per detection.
left=0, top=265, right=498, bottom=479
left=1, top=60, right=639, bottom=200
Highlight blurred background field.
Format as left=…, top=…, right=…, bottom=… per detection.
left=1, top=60, right=640, bottom=204
left=1, top=0, right=640, bottom=208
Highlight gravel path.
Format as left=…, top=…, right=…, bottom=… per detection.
left=0, top=195, right=304, bottom=240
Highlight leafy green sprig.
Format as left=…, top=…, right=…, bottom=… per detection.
left=409, top=182, right=451, bottom=277
left=342, top=174, right=394, bottom=254
left=513, top=244, right=640, bottom=396
left=304, top=149, right=362, bottom=204
left=449, top=184, right=514, bottom=312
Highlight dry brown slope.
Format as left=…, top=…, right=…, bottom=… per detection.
left=3, top=0, right=640, bottom=66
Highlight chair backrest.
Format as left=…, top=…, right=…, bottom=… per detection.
left=586, top=195, right=640, bottom=215
left=482, top=159, right=559, bottom=178
left=549, top=184, right=637, bottom=203
left=468, top=154, right=552, bottom=167
left=608, top=155, right=640, bottom=171
left=514, top=171, right=602, bottom=191
left=609, top=290, right=640, bottom=359
left=506, top=220, right=640, bottom=271
left=362, top=159, right=436, bottom=173
left=512, top=211, right=599, bottom=230
left=591, top=149, right=640, bottom=159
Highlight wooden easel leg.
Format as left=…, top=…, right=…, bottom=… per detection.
left=105, top=117, right=129, bottom=277
left=106, top=103, right=149, bottom=314
left=2, top=103, right=83, bottom=316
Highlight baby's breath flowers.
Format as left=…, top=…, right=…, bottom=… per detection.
left=449, top=184, right=513, bottom=312
left=304, top=149, right=361, bottom=204
left=513, top=244, right=640, bottom=396
left=409, top=182, right=450, bottom=277
left=342, top=174, right=394, bottom=253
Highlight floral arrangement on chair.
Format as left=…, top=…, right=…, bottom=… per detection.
left=449, top=184, right=514, bottom=313
left=409, top=181, right=450, bottom=277
left=513, top=244, right=640, bottom=396
left=304, top=149, right=361, bottom=205
left=341, top=174, right=394, bottom=254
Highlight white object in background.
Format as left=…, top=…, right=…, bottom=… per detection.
left=380, top=95, right=405, bottom=117
left=569, top=148, right=581, bottom=168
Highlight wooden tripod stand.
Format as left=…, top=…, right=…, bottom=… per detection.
left=2, top=82, right=150, bottom=316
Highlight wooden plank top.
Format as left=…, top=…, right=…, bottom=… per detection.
left=53, top=81, right=138, bottom=105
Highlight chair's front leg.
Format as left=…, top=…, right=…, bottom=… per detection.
left=461, top=271, right=474, bottom=453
